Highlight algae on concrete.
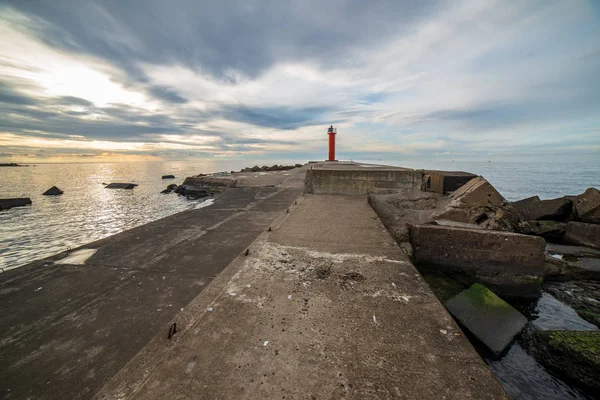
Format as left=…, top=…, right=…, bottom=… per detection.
left=525, top=330, right=600, bottom=392
left=445, top=283, right=528, bottom=355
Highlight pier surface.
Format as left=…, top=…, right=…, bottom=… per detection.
left=0, top=163, right=507, bottom=399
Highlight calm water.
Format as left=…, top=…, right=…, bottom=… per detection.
left=1, top=160, right=598, bottom=271
left=0, top=160, right=280, bottom=271
left=375, top=160, right=600, bottom=201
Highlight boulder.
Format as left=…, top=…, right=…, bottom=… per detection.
left=422, top=170, right=477, bottom=195
left=431, top=176, right=522, bottom=231
left=511, top=195, right=540, bottom=209
left=105, top=183, right=138, bottom=189
left=515, top=197, right=573, bottom=221
left=573, top=188, right=600, bottom=224
left=0, top=198, right=32, bottom=211
left=410, top=224, right=545, bottom=297
left=42, top=186, right=64, bottom=196
left=162, top=174, right=175, bottom=179
left=521, top=220, right=566, bottom=243
left=565, top=222, right=600, bottom=250
left=524, top=330, right=600, bottom=392
left=184, top=188, right=209, bottom=198
left=444, top=283, right=527, bottom=355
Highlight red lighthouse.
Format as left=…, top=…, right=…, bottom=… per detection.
left=327, top=125, right=337, bottom=161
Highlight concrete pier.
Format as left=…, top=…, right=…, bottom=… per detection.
left=0, top=162, right=507, bottom=399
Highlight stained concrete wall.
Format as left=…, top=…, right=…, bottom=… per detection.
left=304, top=168, right=423, bottom=195
left=424, top=170, right=477, bottom=194
left=410, top=224, right=546, bottom=297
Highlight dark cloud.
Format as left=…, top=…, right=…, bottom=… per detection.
left=147, top=86, right=188, bottom=104
left=6, top=0, right=441, bottom=80
left=219, top=105, right=333, bottom=130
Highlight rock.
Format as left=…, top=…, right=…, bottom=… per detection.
left=105, top=183, right=138, bottom=189
left=422, top=170, right=477, bottom=195
left=573, top=188, right=600, bottom=224
left=524, top=330, right=600, bottom=392
left=521, top=220, right=566, bottom=243
left=166, top=184, right=177, bottom=191
left=295, top=164, right=302, bottom=168
left=544, top=281, right=600, bottom=327
left=162, top=175, right=175, bottom=179
left=42, top=186, right=64, bottom=196
left=444, top=283, right=527, bottom=355
left=565, top=222, right=600, bottom=250
left=410, top=224, right=546, bottom=297
left=431, top=176, right=522, bottom=231
left=515, top=197, right=573, bottom=221
left=0, top=198, right=32, bottom=211
left=511, top=195, right=540, bottom=209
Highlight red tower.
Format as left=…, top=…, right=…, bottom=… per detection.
left=327, top=125, right=336, bottom=161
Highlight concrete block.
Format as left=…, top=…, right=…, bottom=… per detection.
left=573, top=188, right=600, bottom=224
left=105, top=183, right=138, bottom=189
left=516, top=197, right=573, bottom=221
left=522, top=220, right=566, bottom=243
left=445, top=283, right=527, bottom=355
left=181, top=176, right=236, bottom=189
left=410, top=224, right=545, bottom=296
left=424, top=170, right=477, bottom=194
left=304, top=168, right=423, bottom=195
left=0, top=198, right=32, bottom=210
left=511, top=195, right=540, bottom=209
left=42, top=186, right=63, bottom=196
left=565, top=222, right=600, bottom=250
left=432, top=177, right=521, bottom=231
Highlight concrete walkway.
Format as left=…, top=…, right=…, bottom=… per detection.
left=97, top=195, right=507, bottom=399
left=0, top=184, right=302, bottom=400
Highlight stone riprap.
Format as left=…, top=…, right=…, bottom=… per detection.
left=573, top=188, right=600, bottom=224
left=565, top=221, right=600, bottom=250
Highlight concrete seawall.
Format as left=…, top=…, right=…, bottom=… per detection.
left=304, top=164, right=423, bottom=195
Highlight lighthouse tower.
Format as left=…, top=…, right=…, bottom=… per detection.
left=327, top=125, right=337, bottom=161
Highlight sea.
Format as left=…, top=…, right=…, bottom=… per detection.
left=1, top=159, right=598, bottom=271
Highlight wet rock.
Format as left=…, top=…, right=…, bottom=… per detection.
left=521, top=220, right=566, bottom=243
left=444, top=283, right=527, bottom=355
left=573, top=188, right=600, bottom=224
left=161, top=184, right=178, bottom=194
left=105, top=183, right=138, bottom=189
left=410, top=224, right=545, bottom=297
left=0, top=198, right=32, bottom=211
left=184, top=188, right=209, bottom=199
left=431, top=176, right=522, bottom=231
left=42, top=186, right=64, bottom=196
left=524, top=330, right=600, bottom=392
left=515, top=197, right=573, bottom=222
left=162, top=175, right=175, bottom=179
left=544, top=281, right=600, bottom=327
left=565, top=222, right=600, bottom=250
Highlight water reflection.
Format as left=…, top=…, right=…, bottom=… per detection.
left=0, top=160, right=270, bottom=270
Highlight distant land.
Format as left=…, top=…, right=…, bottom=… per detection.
left=0, top=163, right=28, bottom=167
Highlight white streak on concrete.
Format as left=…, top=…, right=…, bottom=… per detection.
left=373, top=315, right=377, bottom=324
left=440, top=329, right=448, bottom=335
left=263, top=340, right=269, bottom=346
left=207, top=307, right=213, bottom=312
left=56, top=249, right=97, bottom=265
left=195, top=198, right=215, bottom=209
left=288, top=295, right=292, bottom=300
left=34, top=287, right=42, bottom=292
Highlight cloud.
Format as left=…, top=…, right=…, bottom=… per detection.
left=0, top=0, right=599, bottom=162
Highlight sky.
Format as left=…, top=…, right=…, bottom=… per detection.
left=0, top=0, right=599, bottom=163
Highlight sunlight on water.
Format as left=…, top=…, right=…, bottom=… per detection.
left=0, top=160, right=268, bottom=270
